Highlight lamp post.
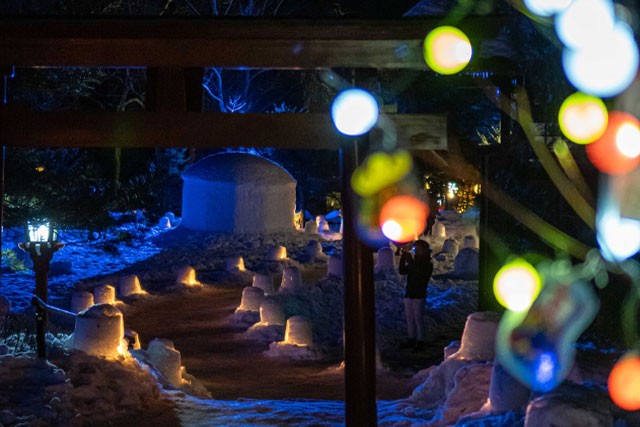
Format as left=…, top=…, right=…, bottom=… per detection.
left=18, top=221, right=64, bottom=358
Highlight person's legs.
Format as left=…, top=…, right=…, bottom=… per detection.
left=404, top=298, right=416, bottom=339
left=411, top=298, right=425, bottom=342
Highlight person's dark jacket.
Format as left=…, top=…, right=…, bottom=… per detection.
left=399, top=252, right=433, bottom=299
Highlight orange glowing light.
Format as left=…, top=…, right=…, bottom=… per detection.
left=586, top=112, right=640, bottom=175
left=608, top=353, right=640, bottom=411
left=379, top=195, right=428, bottom=243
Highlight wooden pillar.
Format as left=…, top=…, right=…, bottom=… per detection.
left=342, top=135, right=377, bottom=426
left=147, top=66, right=203, bottom=162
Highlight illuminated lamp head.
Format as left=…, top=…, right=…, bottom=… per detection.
left=331, top=88, right=379, bottom=136
left=493, top=258, right=542, bottom=312
left=379, top=195, right=428, bottom=243
left=562, top=23, right=639, bottom=98
left=523, top=0, right=571, bottom=16
left=586, top=111, right=640, bottom=175
left=423, top=26, right=473, bottom=75
left=608, top=353, right=640, bottom=411
left=558, top=92, right=608, bottom=144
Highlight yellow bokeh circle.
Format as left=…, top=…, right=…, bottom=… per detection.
left=493, top=258, right=542, bottom=312
left=423, top=26, right=473, bottom=75
left=558, top=92, right=608, bottom=144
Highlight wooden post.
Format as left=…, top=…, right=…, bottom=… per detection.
left=342, top=135, right=377, bottom=426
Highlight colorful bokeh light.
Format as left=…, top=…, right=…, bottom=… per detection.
left=558, top=92, right=608, bottom=144
left=330, top=88, right=379, bottom=136
left=523, top=0, right=571, bottom=17
left=351, top=150, right=413, bottom=197
left=562, top=23, right=639, bottom=98
left=423, top=26, right=472, bottom=75
left=379, top=195, right=428, bottom=243
left=596, top=210, right=640, bottom=262
left=586, top=111, right=640, bottom=175
left=608, top=353, right=640, bottom=411
left=555, top=0, right=615, bottom=50
left=493, top=259, right=542, bottom=312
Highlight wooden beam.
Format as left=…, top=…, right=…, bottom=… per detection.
left=0, top=108, right=447, bottom=150
left=0, top=18, right=512, bottom=69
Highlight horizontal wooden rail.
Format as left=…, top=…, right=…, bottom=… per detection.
left=0, top=108, right=447, bottom=150
left=0, top=18, right=512, bottom=69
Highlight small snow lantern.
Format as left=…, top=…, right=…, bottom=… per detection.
left=327, top=255, right=343, bottom=277
left=73, top=304, right=124, bottom=358
left=374, top=247, right=395, bottom=272
left=118, top=274, right=144, bottom=297
left=158, top=216, right=172, bottom=229
left=238, top=286, right=264, bottom=311
left=458, top=312, right=500, bottom=361
left=304, top=240, right=323, bottom=259
left=267, top=246, right=287, bottom=261
left=124, top=329, right=141, bottom=350
left=304, top=220, right=318, bottom=234
left=463, top=235, right=477, bottom=249
left=148, top=338, right=182, bottom=386
left=71, top=291, right=94, bottom=313
left=225, top=255, right=246, bottom=273
left=284, top=315, right=313, bottom=346
left=259, top=298, right=285, bottom=326
left=93, top=285, right=116, bottom=304
left=453, top=248, right=479, bottom=279
left=317, top=216, right=330, bottom=232
left=441, top=239, right=458, bottom=256
left=252, top=273, right=275, bottom=295
left=434, top=221, right=446, bottom=238
left=181, top=153, right=297, bottom=233
left=176, top=265, right=200, bottom=287
left=488, top=360, right=530, bottom=412
left=280, top=266, right=303, bottom=291
left=164, top=212, right=177, bottom=224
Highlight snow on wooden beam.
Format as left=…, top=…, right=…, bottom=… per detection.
left=0, top=108, right=447, bottom=150
left=0, top=18, right=510, bottom=69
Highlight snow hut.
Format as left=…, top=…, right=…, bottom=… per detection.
left=181, top=153, right=297, bottom=233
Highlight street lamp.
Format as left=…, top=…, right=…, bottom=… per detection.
left=18, top=221, right=64, bottom=358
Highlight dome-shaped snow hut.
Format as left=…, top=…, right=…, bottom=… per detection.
left=181, top=153, right=297, bottom=233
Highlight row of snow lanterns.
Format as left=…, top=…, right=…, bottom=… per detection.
left=329, top=26, right=472, bottom=244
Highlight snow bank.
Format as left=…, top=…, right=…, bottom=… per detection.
left=73, top=303, right=125, bottom=358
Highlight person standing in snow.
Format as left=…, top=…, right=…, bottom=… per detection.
left=399, top=239, right=433, bottom=350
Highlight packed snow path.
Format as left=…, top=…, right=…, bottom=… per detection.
left=125, top=281, right=418, bottom=401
